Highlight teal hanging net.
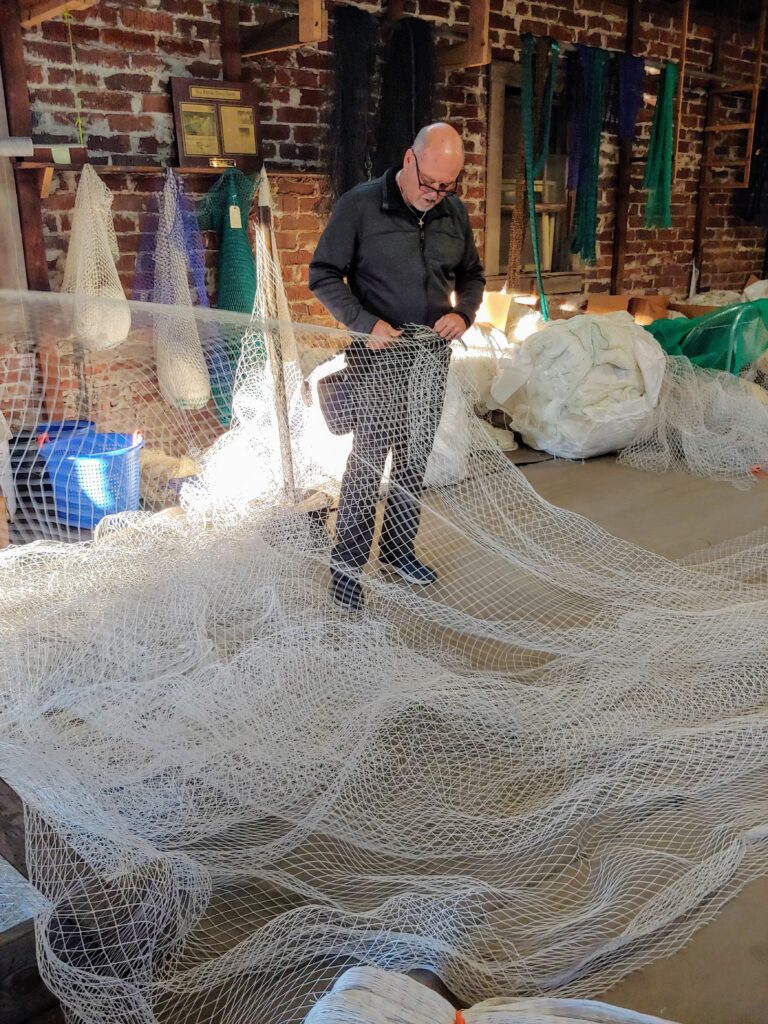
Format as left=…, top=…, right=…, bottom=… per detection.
left=521, top=33, right=560, bottom=321
left=197, top=168, right=260, bottom=425
left=643, top=62, right=679, bottom=229
left=569, top=45, right=609, bottom=266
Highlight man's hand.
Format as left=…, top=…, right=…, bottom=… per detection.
left=366, top=320, right=402, bottom=350
left=433, top=312, right=467, bottom=341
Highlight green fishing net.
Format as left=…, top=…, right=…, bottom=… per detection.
left=570, top=46, right=608, bottom=266
left=645, top=299, right=768, bottom=374
left=643, top=62, right=679, bottom=229
left=521, top=33, right=560, bottom=321
left=198, top=168, right=260, bottom=425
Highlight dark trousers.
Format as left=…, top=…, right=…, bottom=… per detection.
left=331, top=337, right=451, bottom=571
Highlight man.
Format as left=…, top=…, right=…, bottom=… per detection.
left=309, top=122, right=485, bottom=611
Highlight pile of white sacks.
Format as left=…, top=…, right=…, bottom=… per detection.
left=307, top=311, right=667, bottom=467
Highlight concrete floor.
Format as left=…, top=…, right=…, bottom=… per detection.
left=518, top=454, right=768, bottom=1024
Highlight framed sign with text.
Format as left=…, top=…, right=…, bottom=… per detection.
left=171, top=78, right=261, bottom=173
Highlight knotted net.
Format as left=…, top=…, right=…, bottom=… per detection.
left=1, top=285, right=768, bottom=1024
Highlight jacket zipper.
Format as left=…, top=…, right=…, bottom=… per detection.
left=417, top=216, right=429, bottom=325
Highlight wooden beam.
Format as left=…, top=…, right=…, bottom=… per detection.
left=221, top=0, right=241, bottom=82
left=298, top=0, right=323, bottom=44
left=437, top=0, right=490, bottom=68
left=0, top=0, right=49, bottom=290
left=241, top=0, right=327, bottom=58
left=610, top=0, right=640, bottom=295
left=672, top=0, right=690, bottom=180
left=484, top=66, right=506, bottom=276
left=19, top=0, right=96, bottom=28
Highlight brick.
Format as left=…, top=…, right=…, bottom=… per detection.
left=120, top=8, right=174, bottom=34
left=141, top=94, right=172, bottom=114
left=78, top=90, right=135, bottom=112
left=100, top=28, right=158, bottom=52
left=104, top=72, right=154, bottom=92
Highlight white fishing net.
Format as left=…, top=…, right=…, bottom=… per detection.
left=1, top=285, right=768, bottom=1024
left=306, top=967, right=680, bottom=1024
left=620, top=354, right=768, bottom=487
left=61, top=165, right=131, bottom=350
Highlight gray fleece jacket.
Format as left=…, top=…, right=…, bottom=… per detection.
left=308, top=168, right=485, bottom=334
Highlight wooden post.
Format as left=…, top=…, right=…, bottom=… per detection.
left=0, top=0, right=50, bottom=290
left=484, top=64, right=506, bottom=277
left=692, top=13, right=725, bottom=280
left=221, top=0, right=241, bottom=83
left=672, top=0, right=690, bottom=180
left=253, top=205, right=297, bottom=503
left=610, top=0, right=640, bottom=295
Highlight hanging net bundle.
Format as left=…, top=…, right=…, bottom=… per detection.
left=603, top=54, right=645, bottom=143
left=3, top=227, right=768, bottom=1022
left=567, top=45, right=609, bottom=265
left=520, top=33, right=560, bottom=319
left=197, top=167, right=260, bottom=425
left=151, top=169, right=212, bottom=410
left=61, top=164, right=131, bottom=349
left=374, top=18, right=436, bottom=175
left=642, top=62, right=679, bottom=229
left=327, top=5, right=376, bottom=202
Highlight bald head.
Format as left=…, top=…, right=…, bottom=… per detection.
left=412, top=122, right=465, bottom=164
left=399, top=122, right=465, bottom=213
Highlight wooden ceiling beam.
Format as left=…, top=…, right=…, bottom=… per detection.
left=19, top=0, right=97, bottom=29
left=241, top=0, right=326, bottom=58
left=437, top=0, right=490, bottom=68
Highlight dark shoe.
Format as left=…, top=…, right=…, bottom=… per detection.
left=330, top=569, right=364, bottom=611
left=380, top=554, right=437, bottom=586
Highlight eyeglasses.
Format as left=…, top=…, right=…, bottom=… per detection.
left=411, top=151, right=460, bottom=197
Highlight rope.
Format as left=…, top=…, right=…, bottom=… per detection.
left=520, top=33, right=559, bottom=321
left=62, top=11, right=86, bottom=147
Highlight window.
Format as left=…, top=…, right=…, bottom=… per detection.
left=485, top=61, right=582, bottom=296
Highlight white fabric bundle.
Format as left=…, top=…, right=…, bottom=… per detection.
left=305, top=968, right=679, bottom=1024
left=489, top=313, right=666, bottom=459
left=152, top=170, right=211, bottom=410
left=61, top=164, right=131, bottom=349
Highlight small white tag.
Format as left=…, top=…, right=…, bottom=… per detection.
left=229, top=204, right=242, bottom=230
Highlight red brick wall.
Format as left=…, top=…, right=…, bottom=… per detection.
left=19, top=0, right=768, bottom=323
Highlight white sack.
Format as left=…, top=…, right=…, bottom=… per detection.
left=489, top=312, right=666, bottom=459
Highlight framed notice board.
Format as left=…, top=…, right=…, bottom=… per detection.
left=171, top=78, right=261, bottom=173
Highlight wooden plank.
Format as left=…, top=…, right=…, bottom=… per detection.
left=0, top=0, right=49, bottom=290
left=0, top=41, right=27, bottom=288
left=19, top=0, right=96, bottom=27
left=611, top=0, right=639, bottom=295
left=484, top=70, right=506, bottom=276
left=241, top=7, right=327, bottom=58
left=466, top=0, right=490, bottom=67
left=693, top=12, right=724, bottom=273
left=703, top=122, right=753, bottom=132
left=437, top=0, right=490, bottom=69
left=38, top=165, right=53, bottom=199
left=298, top=0, right=323, bottom=43
left=221, top=0, right=242, bottom=83
left=672, top=0, right=689, bottom=180
left=742, top=0, right=767, bottom=185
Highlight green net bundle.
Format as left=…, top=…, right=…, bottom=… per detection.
left=643, top=62, right=679, bottom=229
left=645, top=299, right=768, bottom=374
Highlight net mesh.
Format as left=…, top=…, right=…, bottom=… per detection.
left=1, top=279, right=768, bottom=1024
left=61, top=164, right=131, bottom=350
left=307, top=966, right=680, bottom=1023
